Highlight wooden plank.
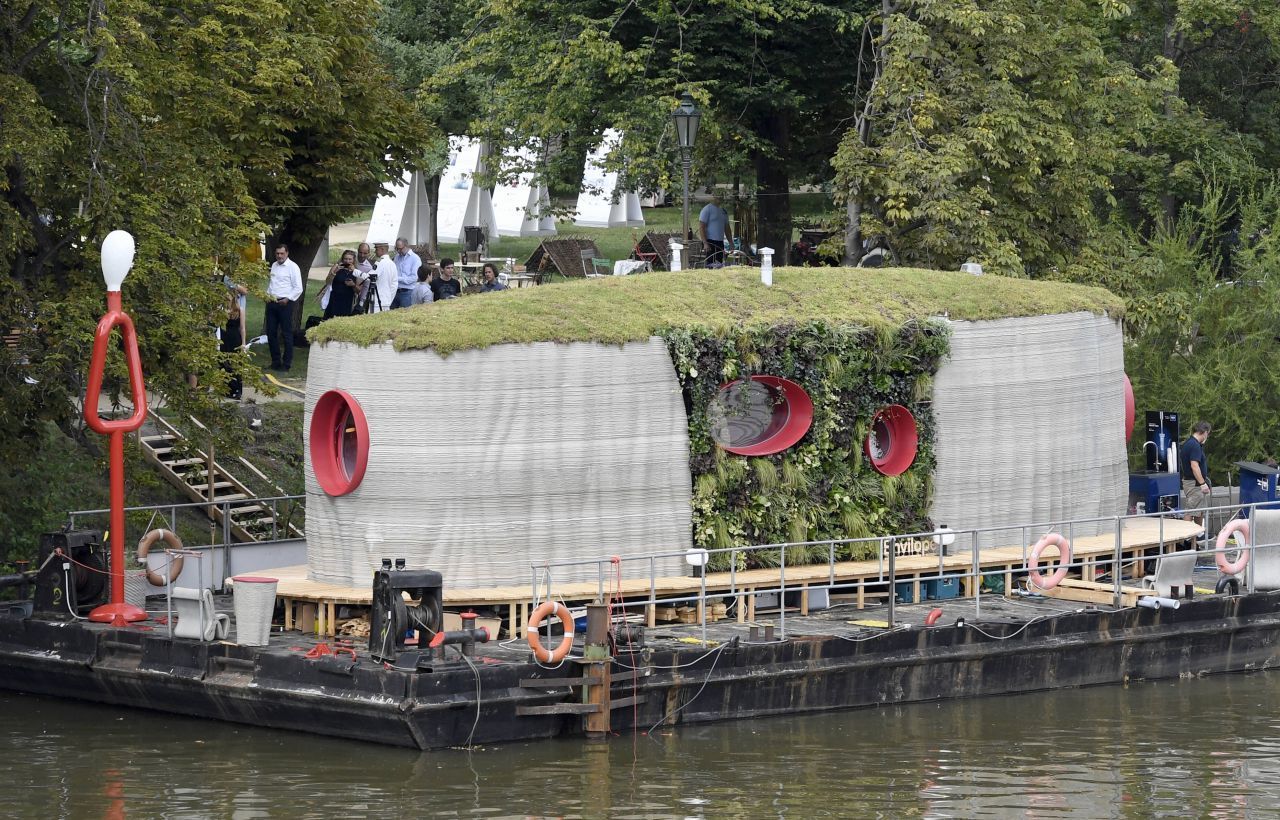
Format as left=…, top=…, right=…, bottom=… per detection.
left=1041, top=580, right=1152, bottom=607
left=516, top=703, right=600, bottom=716
left=609, top=694, right=647, bottom=710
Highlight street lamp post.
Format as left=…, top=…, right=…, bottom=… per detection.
left=672, top=92, right=701, bottom=245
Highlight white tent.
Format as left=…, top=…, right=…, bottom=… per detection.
left=493, top=145, right=556, bottom=237
left=365, top=171, right=429, bottom=245
left=437, top=136, right=486, bottom=247
left=574, top=130, right=645, bottom=229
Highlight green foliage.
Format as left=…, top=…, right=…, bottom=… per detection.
left=665, top=319, right=950, bottom=570
left=1089, top=170, right=1280, bottom=481
left=834, top=0, right=1172, bottom=275
left=0, top=0, right=426, bottom=489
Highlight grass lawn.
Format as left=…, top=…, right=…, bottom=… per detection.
left=325, top=193, right=841, bottom=267
left=310, top=265, right=1124, bottom=355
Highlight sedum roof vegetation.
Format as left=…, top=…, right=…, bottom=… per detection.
left=309, top=266, right=1124, bottom=355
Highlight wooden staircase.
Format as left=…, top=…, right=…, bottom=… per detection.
left=138, top=414, right=302, bottom=543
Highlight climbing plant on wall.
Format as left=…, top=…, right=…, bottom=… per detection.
left=660, top=318, right=950, bottom=571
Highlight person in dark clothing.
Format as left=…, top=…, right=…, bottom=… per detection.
left=219, top=297, right=244, bottom=400
left=431, top=258, right=463, bottom=301
left=322, top=250, right=360, bottom=319
left=1179, top=420, right=1212, bottom=525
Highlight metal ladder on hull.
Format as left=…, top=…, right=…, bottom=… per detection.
left=138, top=413, right=302, bottom=543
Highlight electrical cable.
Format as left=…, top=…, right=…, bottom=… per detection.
left=61, top=565, right=87, bottom=620
left=612, top=643, right=724, bottom=671
left=644, top=643, right=727, bottom=737
left=457, top=647, right=482, bottom=750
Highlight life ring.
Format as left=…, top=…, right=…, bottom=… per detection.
left=526, top=601, right=575, bottom=663
left=1215, top=518, right=1250, bottom=576
left=136, top=529, right=184, bottom=587
left=1027, top=533, right=1072, bottom=590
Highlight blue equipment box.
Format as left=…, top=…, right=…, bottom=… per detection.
left=894, top=581, right=915, bottom=603
left=924, top=576, right=960, bottom=600
left=1236, top=461, right=1279, bottom=510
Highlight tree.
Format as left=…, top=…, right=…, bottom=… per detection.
left=443, top=0, right=869, bottom=262
left=832, top=0, right=1172, bottom=275
left=0, top=0, right=425, bottom=462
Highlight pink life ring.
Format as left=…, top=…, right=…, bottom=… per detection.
left=1027, top=533, right=1072, bottom=590
left=1215, top=518, right=1251, bottom=576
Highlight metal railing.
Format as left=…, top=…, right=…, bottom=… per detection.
left=530, top=501, right=1280, bottom=644
left=66, top=495, right=306, bottom=590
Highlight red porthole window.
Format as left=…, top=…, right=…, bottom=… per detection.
left=1123, top=373, right=1135, bottom=442
left=865, top=404, right=918, bottom=476
left=708, top=376, right=814, bottom=456
left=310, top=389, right=369, bottom=496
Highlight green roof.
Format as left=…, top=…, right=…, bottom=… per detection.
left=308, top=267, right=1124, bottom=355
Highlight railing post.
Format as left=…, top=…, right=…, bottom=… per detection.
left=886, top=537, right=896, bottom=629
left=779, top=542, right=787, bottom=639
left=1113, top=516, right=1123, bottom=609
left=971, top=529, right=981, bottom=620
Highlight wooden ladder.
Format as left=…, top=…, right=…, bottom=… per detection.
left=138, top=414, right=302, bottom=543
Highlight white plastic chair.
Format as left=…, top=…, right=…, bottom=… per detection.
left=1141, top=550, right=1198, bottom=598
left=172, top=587, right=229, bottom=641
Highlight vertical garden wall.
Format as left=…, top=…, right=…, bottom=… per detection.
left=661, top=319, right=950, bottom=569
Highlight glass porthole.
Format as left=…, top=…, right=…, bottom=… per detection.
left=708, top=376, right=813, bottom=456
left=310, top=389, right=369, bottom=496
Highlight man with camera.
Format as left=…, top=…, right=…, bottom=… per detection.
left=361, top=240, right=398, bottom=313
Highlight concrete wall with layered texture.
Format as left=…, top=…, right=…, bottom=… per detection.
left=930, top=312, right=1127, bottom=547
left=304, top=337, right=691, bottom=588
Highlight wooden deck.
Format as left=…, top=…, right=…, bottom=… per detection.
left=244, top=517, right=1202, bottom=636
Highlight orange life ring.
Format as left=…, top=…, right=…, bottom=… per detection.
left=1027, top=533, right=1072, bottom=590
left=136, top=529, right=184, bottom=587
left=526, top=601, right=575, bottom=663
left=1215, top=518, right=1251, bottom=576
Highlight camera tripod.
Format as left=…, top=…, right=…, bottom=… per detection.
left=360, top=274, right=383, bottom=314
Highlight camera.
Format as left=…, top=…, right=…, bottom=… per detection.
left=366, top=272, right=378, bottom=282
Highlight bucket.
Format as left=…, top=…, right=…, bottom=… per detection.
left=124, top=568, right=149, bottom=610
left=231, top=575, right=278, bottom=646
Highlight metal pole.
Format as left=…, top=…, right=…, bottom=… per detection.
left=886, top=537, right=896, bottom=629
left=1113, top=516, right=1123, bottom=609
left=700, top=568, right=708, bottom=646
left=779, top=542, right=787, bottom=639
left=971, top=530, right=981, bottom=620
left=681, top=151, right=692, bottom=242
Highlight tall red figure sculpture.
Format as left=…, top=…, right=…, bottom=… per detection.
left=83, top=230, right=149, bottom=625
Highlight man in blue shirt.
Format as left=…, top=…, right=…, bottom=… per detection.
left=392, top=237, right=421, bottom=309
left=698, top=195, right=732, bottom=268
left=1179, top=421, right=1211, bottom=525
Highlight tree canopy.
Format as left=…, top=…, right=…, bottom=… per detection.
left=1, top=0, right=426, bottom=433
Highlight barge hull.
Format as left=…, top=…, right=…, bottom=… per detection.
left=0, top=594, right=1277, bottom=749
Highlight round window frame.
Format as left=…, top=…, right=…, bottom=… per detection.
left=1123, top=373, right=1135, bottom=443
left=710, top=375, right=814, bottom=457
left=310, top=389, right=370, bottom=496
left=865, top=404, right=919, bottom=476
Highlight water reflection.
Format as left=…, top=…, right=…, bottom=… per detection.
left=2, top=673, right=1280, bottom=817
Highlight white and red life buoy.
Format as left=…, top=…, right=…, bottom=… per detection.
left=526, top=601, right=575, bottom=663
left=136, top=528, right=184, bottom=587
left=1027, top=533, right=1072, bottom=590
left=1215, top=518, right=1250, bottom=576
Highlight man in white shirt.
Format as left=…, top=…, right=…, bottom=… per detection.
left=265, top=244, right=303, bottom=371
left=366, top=240, right=397, bottom=313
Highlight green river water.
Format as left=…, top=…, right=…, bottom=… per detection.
left=2, top=671, right=1279, bottom=818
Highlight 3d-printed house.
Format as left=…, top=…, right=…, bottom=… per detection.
left=304, top=269, right=1128, bottom=588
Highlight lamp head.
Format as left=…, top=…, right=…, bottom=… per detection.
left=101, top=230, right=136, bottom=292
left=672, top=91, right=701, bottom=152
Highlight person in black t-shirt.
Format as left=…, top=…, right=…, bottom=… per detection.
left=219, top=297, right=244, bottom=399
left=1179, top=420, right=1211, bottom=524
left=431, top=258, right=462, bottom=301
left=323, top=250, right=360, bottom=319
